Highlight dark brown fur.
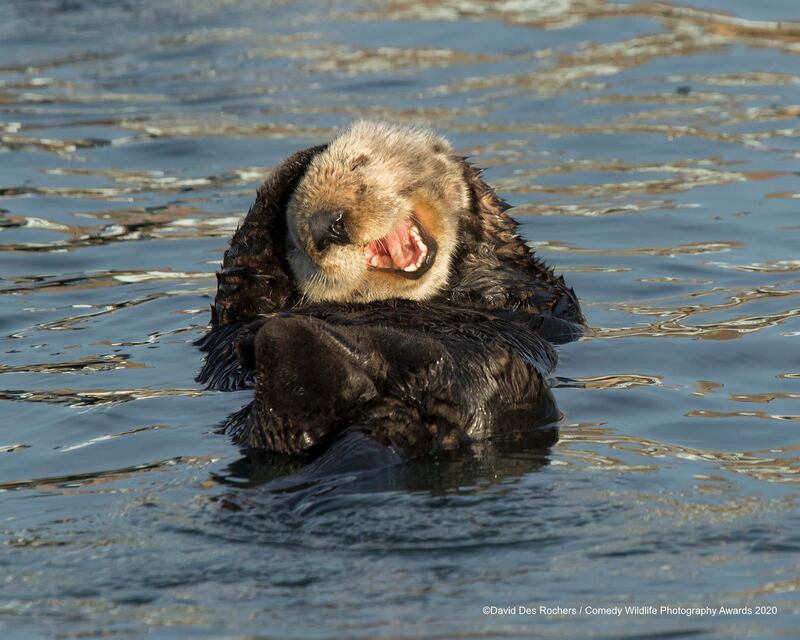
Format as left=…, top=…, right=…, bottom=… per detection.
left=210, top=144, right=326, bottom=327
left=197, top=138, right=585, bottom=463
left=223, top=301, right=559, bottom=458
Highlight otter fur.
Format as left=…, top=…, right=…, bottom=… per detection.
left=197, top=121, right=584, bottom=464
left=224, top=301, right=560, bottom=458
left=286, top=121, right=467, bottom=303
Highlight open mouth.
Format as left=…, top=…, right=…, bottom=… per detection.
left=364, top=215, right=438, bottom=280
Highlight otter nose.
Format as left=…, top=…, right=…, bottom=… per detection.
left=310, top=209, right=350, bottom=251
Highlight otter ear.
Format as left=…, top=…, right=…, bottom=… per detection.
left=212, top=144, right=327, bottom=327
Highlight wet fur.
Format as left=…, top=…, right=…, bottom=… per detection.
left=197, top=121, right=585, bottom=462
left=223, top=301, right=559, bottom=458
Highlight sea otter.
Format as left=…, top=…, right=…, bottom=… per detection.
left=197, top=121, right=584, bottom=464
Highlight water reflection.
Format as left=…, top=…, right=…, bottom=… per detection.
left=214, top=423, right=559, bottom=493
left=1, top=0, right=799, bottom=637
left=560, top=424, right=800, bottom=484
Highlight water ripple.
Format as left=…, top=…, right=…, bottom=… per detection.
left=2, top=0, right=799, bottom=636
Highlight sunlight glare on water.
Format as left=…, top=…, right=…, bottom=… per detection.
left=0, top=0, right=799, bottom=638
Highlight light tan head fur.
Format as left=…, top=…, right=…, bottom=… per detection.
left=285, top=121, right=469, bottom=303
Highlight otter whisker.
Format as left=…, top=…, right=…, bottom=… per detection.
left=297, top=267, right=325, bottom=306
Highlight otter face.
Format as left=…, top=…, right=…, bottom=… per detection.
left=285, top=121, right=469, bottom=303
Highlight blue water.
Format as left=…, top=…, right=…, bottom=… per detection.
left=1, top=1, right=798, bottom=638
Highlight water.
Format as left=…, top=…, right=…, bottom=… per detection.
left=1, top=1, right=799, bottom=637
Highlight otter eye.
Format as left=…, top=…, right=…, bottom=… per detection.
left=310, top=209, right=350, bottom=251
left=330, top=212, right=348, bottom=243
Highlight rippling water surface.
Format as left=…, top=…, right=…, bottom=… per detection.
left=1, top=1, right=799, bottom=638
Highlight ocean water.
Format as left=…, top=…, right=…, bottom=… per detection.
left=1, top=1, right=798, bottom=638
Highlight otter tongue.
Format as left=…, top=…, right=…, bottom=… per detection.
left=384, top=222, right=416, bottom=269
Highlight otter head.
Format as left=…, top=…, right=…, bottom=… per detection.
left=285, top=121, right=469, bottom=303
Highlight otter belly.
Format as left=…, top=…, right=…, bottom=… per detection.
left=218, top=300, right=561, bottom=465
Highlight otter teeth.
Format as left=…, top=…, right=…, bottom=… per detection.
left=400, top=226, right=429, bottom=272
left=410, top=226, right=428, bottom=255
left=366, top=221, right=431, bottom=272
